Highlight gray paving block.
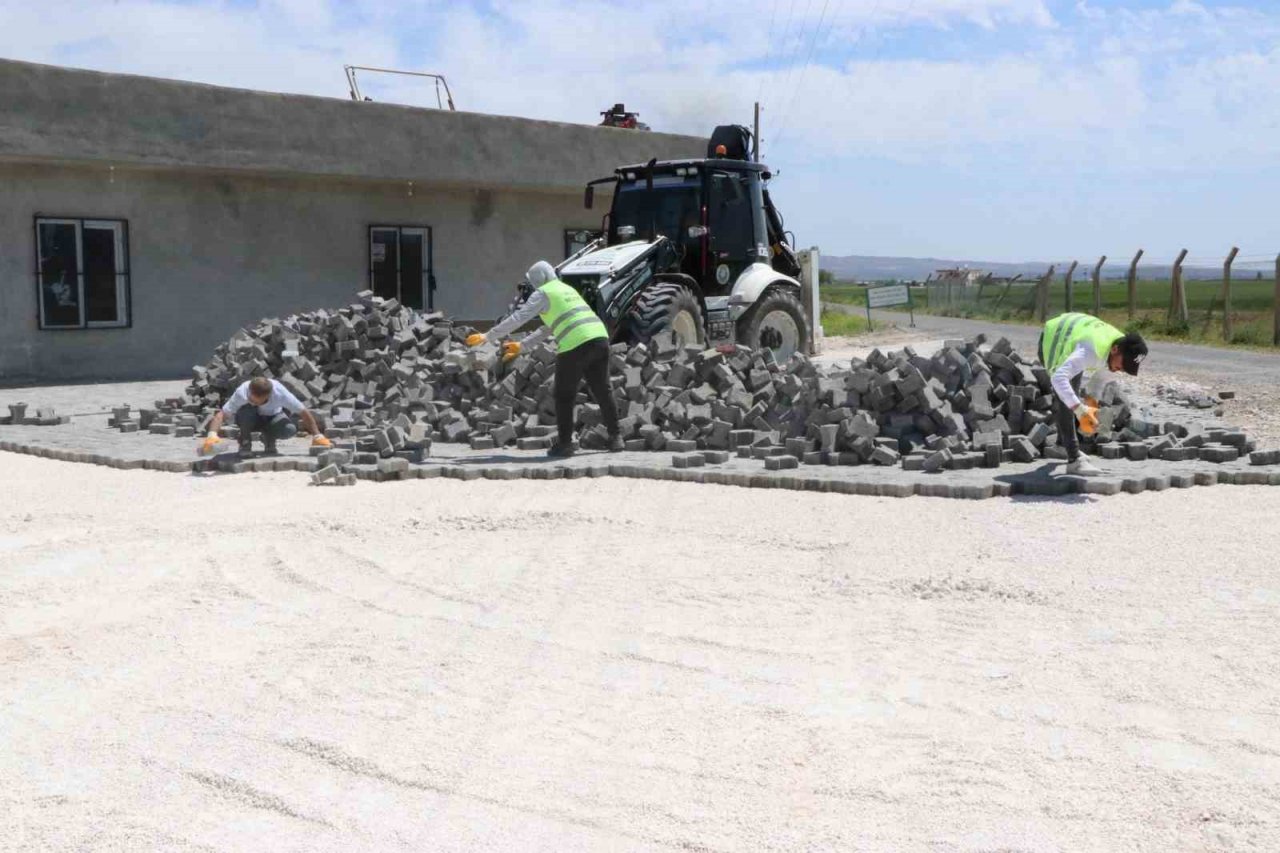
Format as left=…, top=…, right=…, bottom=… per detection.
left=377, top=457, right=410, bottom=474
left=764, top=455, right=799, bottom=471
left=672, top=453, right=706, bottom=469
left=982, top=445, right=1002, bottom=468
left=1200, top=445, right=1239, bottom=463
left=1249, top=449, right=1280, bottom=466
left=870, top=446, right=900, bottom=466
left=311, top=464, right=340, bottom=485
left=923, top=448, right=952, bottom=473
left=1009, top=436, right=1037, bottom=463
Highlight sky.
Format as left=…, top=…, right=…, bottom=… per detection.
left=2, top=0, right=1278, bottom=267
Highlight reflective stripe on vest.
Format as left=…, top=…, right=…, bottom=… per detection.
left=538, top=279, right=607, bottom=353
left=1041, top=312, right=1122, bottom=371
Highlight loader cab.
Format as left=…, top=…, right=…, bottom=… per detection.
left=589, top=159, right=773, bottom=297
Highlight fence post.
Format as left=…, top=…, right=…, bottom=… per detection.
left=1168, top=248, right=1189, bottom=326
left=1063, top=261, right=1079, bottom=312
left=1127, top=249, right=1144, bottom=321
left=994, top=274, right=1021, bottom=310
left=1221, top=247, right=1239, bottom=342
left=1036, top=265, right=1056, bottom=322
left=1091, top=255, right=1107, bottom=315
left=1274, top=254, right=1280, bottom=346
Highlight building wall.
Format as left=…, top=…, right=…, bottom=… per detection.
left=0, top=161, right=608, bottom=382
left=0, top=58, right=703, bottom=193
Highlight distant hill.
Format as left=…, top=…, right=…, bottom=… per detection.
left=821, top=254, right=1243, bottom=282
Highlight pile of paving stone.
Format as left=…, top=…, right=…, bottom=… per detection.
left=0, top=403, right=68, bottom=426
left=127, top=292, right=1276, bottom=473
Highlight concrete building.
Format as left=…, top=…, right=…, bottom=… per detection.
left=0, top=59, right=703, bottom=382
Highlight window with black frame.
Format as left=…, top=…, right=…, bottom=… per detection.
left=35, top=218, right=131, bottom=329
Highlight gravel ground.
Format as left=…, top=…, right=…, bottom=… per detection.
left=3, top=454, right=1279, bottom=852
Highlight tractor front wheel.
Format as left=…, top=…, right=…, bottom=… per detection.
left=625, top=282, right=705, bottom=348
left=737, top=289, right=808, bottom=363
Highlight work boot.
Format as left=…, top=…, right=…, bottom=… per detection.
left=607, top=434, right=625, bottom=453
left=262, top=439, right=279, bottom=456
left=1065, top=454, right=1101, bottom=476
left=237, top=443, right=254, bottom=459
left=547, top=442, right=576, bottom=459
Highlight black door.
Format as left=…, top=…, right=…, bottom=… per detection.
left=369, top=226, right=434, bottom=310
left=706, top=171, right=755, bottom=296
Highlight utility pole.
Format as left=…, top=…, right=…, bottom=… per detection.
left=753, top=102, right=761, bottom=163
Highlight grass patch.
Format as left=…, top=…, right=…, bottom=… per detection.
left=821, top=310, right=871, bottom=336
left=822, top=285, right=867, bottom=306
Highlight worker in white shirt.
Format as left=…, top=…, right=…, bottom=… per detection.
left=201, top=376, right=331, bottom=457
left=1039, top=313, right=1148, bottom=475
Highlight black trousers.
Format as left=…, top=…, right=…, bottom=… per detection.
left=1052, top=375, right=1084, bottom=462
left=235, top=407, right=297, bottom=448
left=1039, top=331, right=1083, bottom=462
left=554, top=339, right=619, bottom=445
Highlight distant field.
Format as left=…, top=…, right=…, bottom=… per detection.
left=823, top=279, right=1279, bottom=348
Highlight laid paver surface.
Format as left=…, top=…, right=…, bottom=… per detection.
left=2, top=381, right=1277, bottom=499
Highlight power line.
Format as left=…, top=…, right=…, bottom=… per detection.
left=770, top=0, right=836, bottom=150
left=755, top=0, right=783, bottom=106
left=774, top=0, right=816, bottom=117
left=772, top=0, right=801, bottom=89
left=774, top=0, right=899, bottom=153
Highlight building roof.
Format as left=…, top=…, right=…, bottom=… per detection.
left=0, top=59, right=705, bottom=192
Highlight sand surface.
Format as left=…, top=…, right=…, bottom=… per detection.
left=2, top=454, right=1279, bottom=851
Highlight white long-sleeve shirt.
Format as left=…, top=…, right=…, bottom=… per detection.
left=1051, top=342, right=1102, bottom=411
left=487, top=289, right=552, bottom=349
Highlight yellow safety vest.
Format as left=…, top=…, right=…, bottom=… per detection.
left=538, top=279, right=608, bottom=353
left=1041, top=312, right=1122, bottom=371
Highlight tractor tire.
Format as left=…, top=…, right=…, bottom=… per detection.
left=625, top=282, right=705, bottom=348
left=737, top=288, right=808, bottom=363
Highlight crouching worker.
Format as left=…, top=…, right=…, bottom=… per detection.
left=467, top=260, right=622, bottom=458
left=1039, top=313, right=1148, bottom=476
left=201, top=376, right=331, bottom=457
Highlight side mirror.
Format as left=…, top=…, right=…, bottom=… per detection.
left=617, top=225, right=637, bottom=241
left=584, top=185, right=594, bottom=210
left=687, top=225, right=708, bottom=239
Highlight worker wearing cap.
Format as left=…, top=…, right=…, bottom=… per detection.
left=467, top=260, right=622, bottom=458
left=201, top=376, right=331, bottom=457
left=1039, top=313, right=1148, bottom=476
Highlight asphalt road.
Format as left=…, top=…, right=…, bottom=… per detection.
left=827, top=304, right=1280, bottom=384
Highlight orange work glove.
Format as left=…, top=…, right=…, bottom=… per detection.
left=199, top=433, right=222, bottom=456
left=502, top=341, right=521, bottom=363
left=465, top=333, right=487, bottom=347
left=1073, top=404, right=1100, bottom=436
left=311, top=434, right=332, bottom=448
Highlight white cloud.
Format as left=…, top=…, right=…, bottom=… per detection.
left=1, top=0, right=1277, bottom=258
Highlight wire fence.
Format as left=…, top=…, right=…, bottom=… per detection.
left=907, top=249, right=1280, bottom=347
